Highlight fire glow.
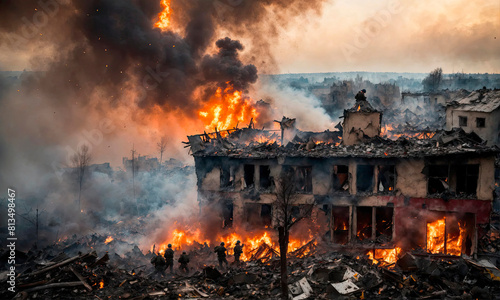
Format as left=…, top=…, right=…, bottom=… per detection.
left=427, top=217, right=467, bottom=256
left=155, top=0, right=171, bottom=30
left=104, top=236, right=114, bottom=244
left=367, top=247, right=402, bottom=266
left=155, top=228, right=314, bottom=261
left=199, top=83, right=258, bottom=132
left=381, top=124, right=436, bottom=140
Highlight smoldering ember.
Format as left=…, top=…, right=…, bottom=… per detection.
left=1, top=1, right=500, bottom=300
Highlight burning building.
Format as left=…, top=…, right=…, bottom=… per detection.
left=187, top=101, right=499, bottom=257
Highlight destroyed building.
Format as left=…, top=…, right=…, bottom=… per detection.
left=446, top=88, right=500, bottom=146
left=187, top=101, right=499, bottom=256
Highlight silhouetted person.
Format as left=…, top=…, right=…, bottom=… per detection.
left=163, top=244, right=174, bottom=273
left=234, top=240, right=244, bottom=264
left=178, top=251, right=190, bottom=273
left=214, top=242, right=228, bottom=269
left=355, top=89, right=367, bottom=101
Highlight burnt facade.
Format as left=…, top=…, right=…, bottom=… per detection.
left=188, top=106, right=498, bottom=255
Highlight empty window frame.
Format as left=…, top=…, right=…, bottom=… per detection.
left=458, top=116, right=468, bottom=127
left=378, top=165, right=396, bottom=193
left=259, top=165, right=272, bottom=190
left=244, top=203, right=271, bottom=228
left=456, top=165, right=479, bottom=196
left=295, top=166, right=313, bottom=193
left=357, top=165, right=375, bottom=193
left=476, top=117, right=485, bottom=128
left=376, top=207, right=393, bottom=239
left=427, top=165, right=449, bottom=195
left=244, top=164, right=255, bottom=188
left=220, top=165, right=234, bottom=189
left=332, top=165, right=349, bottom=192
left=261, top=204, right=272, bottom=227
left=356, top=206, right=394, bottom=241
left=356, top=207, right=373, bottom=240
left=332, top=206, right=349, bottom=244
left=222, top=202, right=233, bottom=228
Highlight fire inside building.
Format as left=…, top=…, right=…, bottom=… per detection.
left=187, top=98, right=499, bottom=261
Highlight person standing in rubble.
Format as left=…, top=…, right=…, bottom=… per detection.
left=178, top=251, right=190, bottom=273
left=163, top=244, right=174, bottom=273
left=233, top=240, right=244, bottom=265
left=214, top=242, right=228, bottom=269
left=150, top=252, right=166, bottom=277
left=355, top=89, right=367, bottom=102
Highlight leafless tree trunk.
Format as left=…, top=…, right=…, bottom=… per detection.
left=71, top=144, right=92, bottom=211
left=274, top=171, right=314, bottom=300
left=157, top=137, right=167, bottom=170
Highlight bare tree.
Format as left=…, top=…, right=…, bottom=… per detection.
left=422, top=67, right=443, bottom=92
left=71, top=144, right=92, bottom=211
left=157, top=137, right=167, bottom=169
left=274, top=170, right=314, bottom=300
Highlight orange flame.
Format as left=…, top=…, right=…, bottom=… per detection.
left=155, top=228, right=314, bottom=262
left=381, top=124, right=436, bottom=140
left=427, top=217, right=466, bottom=255
left=104, top=236, right=114, bottom=244
left=99, top=280, right=104, bottom=289
left=367, top=247, right=402, bottom=266
left=155, top=0, right=171, bottom=30
left=199, top=83, right=258, bottom=132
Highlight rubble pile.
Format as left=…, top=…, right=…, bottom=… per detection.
left=2, top=239, right=500, bottom=299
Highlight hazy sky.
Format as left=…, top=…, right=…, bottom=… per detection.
left=271, top=0, right=500, bottom=74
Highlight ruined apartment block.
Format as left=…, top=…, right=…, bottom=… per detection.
left=188, top=101, right=499, bottom=256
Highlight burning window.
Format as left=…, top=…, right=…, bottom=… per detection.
left=222, top=202, right=233, bottom=228
left=295, top=166, right=313, bottom=193
left=356, top=165, right=374, bottom=193
left=244, top=164, right=255, bottom=188
left=427, top=165, right=449, bottom=195
left=332, top=206, right=349, bottom=244
left=476, top=117, right=485, bottom=128
left=356, top=207, right=373, bottom=240
left=259, top=165, right=272, bottom=190
left=378, top=165, right=396, bottom=193
left=458, top=116, right=468, bottom=127
left=455, top=165, right=479, bottom=196
left=332, top=165, right=349, bottom=192
left=426, top=213, right=474, bottom=256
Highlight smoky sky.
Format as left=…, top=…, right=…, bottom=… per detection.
left=0, top=0, right=327, bottom=226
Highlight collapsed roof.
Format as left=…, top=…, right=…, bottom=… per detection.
left=186, top=121, right=499, bottom=159
left=448, top=88, right=500, bottom=112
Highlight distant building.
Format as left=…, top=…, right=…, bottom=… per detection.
left=446, top=89, right=500, bottom=146
left=122, top=155, right=159, bottom=172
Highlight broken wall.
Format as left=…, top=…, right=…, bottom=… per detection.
left=342, top=111, right=381, bottom=146
left=446, top=108, right=500, bottom=146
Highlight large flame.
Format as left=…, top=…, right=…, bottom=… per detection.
left=155, top=0, right=171, bottom=30
left=427, top=217, right=467, bottom=255
left=199, top=83, right=258, bottom=132
left=154, top=227, right=314, bottom=262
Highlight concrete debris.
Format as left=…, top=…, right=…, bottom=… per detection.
left=288, top=277, right=313, bottom=300
left=330, top=278, right=360, bottom=295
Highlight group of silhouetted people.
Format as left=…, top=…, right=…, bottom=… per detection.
left=150, top=241, right=245, bottom=277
